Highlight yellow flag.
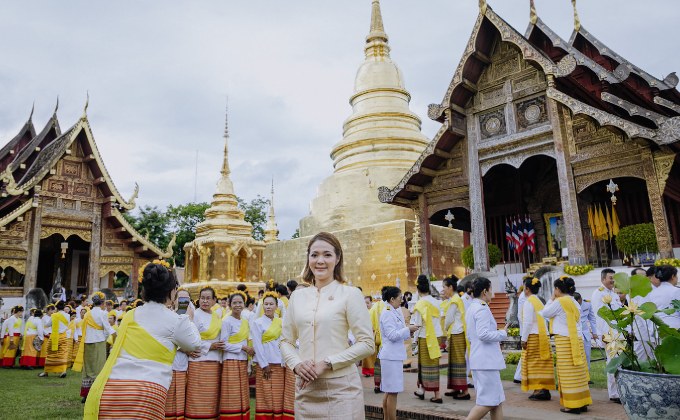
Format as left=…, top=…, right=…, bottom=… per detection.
left=611, top=204, right=620, bottom=237
left=587, top=205, right=596, bottom=235
left=605, top=204, right=613, bottom=240
left=597, top=204, right=607, bottom=240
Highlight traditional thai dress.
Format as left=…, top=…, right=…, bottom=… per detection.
left=165, top=344, right=190, bottom=420
left=540, top=297, right=592, bottom=410
left=280, top=280, right=374, bottom=420
left=72, top=316, right=84, bottom=365
left=38, top=314, right=51, bottom=366
left=186, top=308, right=223, bottom=420
left=443, top=294, right=468, bottom=393
left=412, top=295, right=443, bottom=392
left=66, top=317, right=77, bottom=368
left=252, top=315, right=295, bottom=420
left=73, top=306, right=116, bottom=398
left=43, top=311, right=70, bottom=374
left=0, top=317, right=9, bottom=360
left=20, top=316, right=43, bottom=367
left=2, top=315, right=22, bottom=367
left=219, top=315, right=251, bottom=420
left=84, top=302, right=201, bottom=420
left=520, top=295, right=556, bottom=392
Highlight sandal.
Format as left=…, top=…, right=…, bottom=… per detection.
left=430, top=398, right=443, bottom=404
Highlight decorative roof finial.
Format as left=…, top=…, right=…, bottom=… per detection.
left=221, top=99, right=230, bottom=177
left=81, top=91, right=89, bottom=120
left=29, top=101, right=35, bottom=122
left=572, top=0, right=581, bottom=31
left=480, top=0, right=488, bottom=14
left=365, top=0, right=390, bottom=59
left=530, top=0, right=538, bottom=24
left=54, top=96, right=59, bottom=116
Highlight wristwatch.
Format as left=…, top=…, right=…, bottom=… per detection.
left=323, top=357, right=333, bottom=370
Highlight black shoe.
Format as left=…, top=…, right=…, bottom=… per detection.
left=374, top=387, right=382, bottom=394
left=610, top=398, right=621, bottom=404
left=59, top=372, right=67, bottom=378
left=414, top=391, right=425, bottom=400
left=81, top=397, right=87, bottom=404
left=467, top=383, right=474, bottom=389
left=531, top=390, right=551, bottom=401
left=580, top=406, right=588, bottom=413
left=38, top=372, right=48, bottom=378
left=453, top=393, right=471, bottom=400
left=444, top=391, right=456, bottom=397
left=430, top=398, right=443, bottom=404
left=560, top=408, right=581, bottom=415
left=513, top=379, right=521, bottom=384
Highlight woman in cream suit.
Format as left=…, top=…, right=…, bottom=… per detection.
left=465, top=278, right=507, bottom=420
left=378, top=286, right=418, bottom=420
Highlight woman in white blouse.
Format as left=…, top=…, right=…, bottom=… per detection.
left=219, top=291, right=253, bottom=420
left=252, top=292, right=295, bottom=419
left=280, top=232, right=374, bottom=419
left=378, top=286, right=418, bottom=420
left=83, top=262, right=201, bottom=419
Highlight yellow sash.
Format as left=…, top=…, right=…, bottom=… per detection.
left=84, top=309, right=176, bottom=419
left=13, top=317, right=22, bottom=331
left=414, top=298, right=441, bottom=359
left=25, top=320, right=36, bottom=331
left=557, top=297, right=585, bottom=366
left=527, top=296, right=550, bottom=360
left=440, top=298, right=452, bottom=333
left=450, top=294, right=470, bottom=355
left=280, top=296, right=289, bottom=308
left=228, top=318, right=250, bottom=344
left=51, top=312, right=68, bottom=351
left=72, top=310, right=104, bottom=372
left=262, top=317, right=282, bottom=344
left=106, top=324, right=119, bottom=345
left=369, top=301, right=385, bottom=347
left=200, top=310, right=221, bottom=340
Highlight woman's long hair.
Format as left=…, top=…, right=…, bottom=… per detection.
left=301, top=232, right=345, bottom=284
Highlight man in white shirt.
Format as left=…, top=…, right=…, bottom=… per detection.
left=78, top=293, right=116, bottom=402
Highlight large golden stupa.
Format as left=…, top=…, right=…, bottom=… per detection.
left=182, top=110, right=266, bottom=298
left=264, top=0, right=465, bottom=296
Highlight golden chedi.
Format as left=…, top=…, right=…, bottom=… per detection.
left=182, top=110, right=265, bottom=298
left=264, top=0, right=464, bottom=296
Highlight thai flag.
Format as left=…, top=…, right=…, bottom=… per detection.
left=505, top=218, right=514, bottom=251
left=516, top=216, right=525, bottom=254
left=511, top=217, right=520, bottom=254
left=526, top=215, right=535, bottom=253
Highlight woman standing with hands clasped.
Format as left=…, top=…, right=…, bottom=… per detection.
left=465, top=278, right=507, bottom=420
left=378, top=286, right=418, bottom=420
left=280, top=232, right=374, bottom=419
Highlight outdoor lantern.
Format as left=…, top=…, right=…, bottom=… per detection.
left=60, top=241, right=68, bottom=259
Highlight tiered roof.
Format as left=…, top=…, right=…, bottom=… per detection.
left=379, top=2, right=680, bottom=206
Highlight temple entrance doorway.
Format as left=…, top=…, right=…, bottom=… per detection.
left=578, top=177, right=652, bottom=266
left=37, top=234, right=90, bottom=300
left=482, top=155, right=561, bottom=270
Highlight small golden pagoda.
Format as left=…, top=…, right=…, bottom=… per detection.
left=182, top=108, right=265, bottom=298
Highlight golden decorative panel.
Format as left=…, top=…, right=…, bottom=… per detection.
left=73, top=183, right=91, bottom=197
left=62, top=161, right=81, bottom=177
left=48, top=179, right=68, bottom=193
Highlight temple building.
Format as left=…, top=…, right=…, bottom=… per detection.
left=181, top=110, right=266, bottom=298
left=264, top=0, right=465, bottom=295
left=379, top=1, right=680, bottom=276
left=0, top=103, right=171, bottom=302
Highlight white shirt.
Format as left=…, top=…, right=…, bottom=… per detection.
left=378, top=307, right=410, bottom=361
left=517, top=291, right=527, bottom=325
left=221, top=315, right=248, bottom=361
left=192, top=308, right=223, bottom=362
left=251, top=315, right=283, bottom=368
left=0, top=318, right=9, bottom=338
left=444, top=299, right=465, bottom=335
left=411, top=295, right=443, bottom=338
left=646, top=282, right=680, bottom=329
left=520, top=298, right=543, bottom=341
left=466, top=299, right=507, bottom=370
left=85, top=306, right=116, bottom=343
left=24, top=316, right=44, bottom=339
left=7, top=315, right=22, bottom=336
left=44, top=311, right=70, bottom=334
left=539, top=297, right=583, bottom=338
left=462, top=293, right=473, bottom=310
left=109, top=301, right=201, bottom=389
left=42, top=315, right=52, bottom=335
left=591, top=286, right=622, bottom=335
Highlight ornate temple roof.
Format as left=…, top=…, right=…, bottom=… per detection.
left=0, top=102, right=170, bottom=259
left=379, top=1, right=680, bottom=207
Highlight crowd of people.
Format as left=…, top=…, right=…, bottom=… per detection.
left=1, top=231, right=679, bottom=420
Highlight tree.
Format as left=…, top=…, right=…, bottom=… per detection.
left=237, top=195, right=269, bottom=241
left=166, top=202, right=210, bottom=266
left=291, top=228, right=300, bottom=239
left=123, top=205, right=171, bottom=250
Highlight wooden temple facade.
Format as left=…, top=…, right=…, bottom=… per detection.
left=0, top=106, right=171, bottom=300
left=379, top=3, right=680, bottom=273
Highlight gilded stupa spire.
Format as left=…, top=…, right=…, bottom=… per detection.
left=365, top=0, right=390, bottom=59
left=215, top=103, right=235, bottom=196
left=264, top=178, right=279, bottom=243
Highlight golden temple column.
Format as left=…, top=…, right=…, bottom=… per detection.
left=131, top=256, right=139, bottom=297
left=467, top=112, right=489, bottom=271
left=24, top=204, right=43, bottom=294
left=642, top=150, right=674, bottom=258
left=87, top=210, right=102, bottom=293
left=548, top=98, right=586, bottom=265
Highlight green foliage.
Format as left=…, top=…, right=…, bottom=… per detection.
left=615, top=223, right=658, bottom=254
left=655, top=258, right=680, bottom=267
left=125, top=205, right=171, bottom=250
left=113, top=272, right=129, bottom=288
left=461, top=244, right=502, bottom=269
left=563, top=264, right=593, bottom=276
left=166, top=202, right=210, bottom=266
left=613, top=273, right=652, bottom=298
left=291, top=228, right=300, bottom=239
left=237, top=195, right=269, bottom=241
left=506, top=327, right=520, bottom=337
left=655, top=336, right=680, bottom=374
left=504, top=351, right=522, bottom=364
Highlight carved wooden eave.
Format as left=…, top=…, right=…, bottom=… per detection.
left=0, top=117, right=36, bottom=172
left=7, top=113, right=61, bottom=175
left=569, top=25, right=678, bottom=92
left=109, top=206, right=170, bottom=258
left=654, top=96, right=680, bottom=114
left=0, top=198, right=33, bottom=229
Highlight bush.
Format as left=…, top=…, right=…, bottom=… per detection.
left=461, top=244, right=502, bottom=269
left=505, top=352, right=522, bottom=364
left=506, top=327, right=520, bottom=337
left=655, top=258, right=680, bottom=267
left=563, top=264, right=594, bottom=276
left=615, top=223, right=658, bottom=255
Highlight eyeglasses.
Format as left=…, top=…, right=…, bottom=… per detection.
left=199, top=297, right=214, bottom=301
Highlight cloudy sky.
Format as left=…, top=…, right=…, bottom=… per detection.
left=1, top=0, right=678, bottom=239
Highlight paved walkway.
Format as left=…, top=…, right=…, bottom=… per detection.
left=361, top=372, right=627, bottom=420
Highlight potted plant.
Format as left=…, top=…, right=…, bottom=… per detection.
left=461, top=244, right=502, bottom=270
left=598, top=272, right=680, bottom=419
